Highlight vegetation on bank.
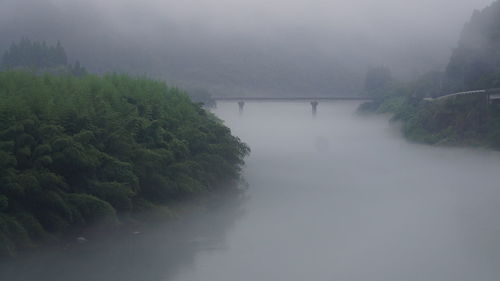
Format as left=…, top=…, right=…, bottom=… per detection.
left=359, top=0, right=500, bottom=149
left=0, top=71, right=249, bottom=257
left=360, top=95, right=500, bottom=148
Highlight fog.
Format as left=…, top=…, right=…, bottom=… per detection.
left=3, top=101, right=500, bottom=281
left=2, top=1, right=500, bottom=279
left=0, top=0, right=494, bottom=95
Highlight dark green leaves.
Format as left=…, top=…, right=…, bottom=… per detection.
left=0, top=71, right=249, bottom=257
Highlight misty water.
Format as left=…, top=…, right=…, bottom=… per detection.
left=3, top=101, right=500, bottom=281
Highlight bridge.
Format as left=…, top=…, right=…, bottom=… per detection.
left=213, top=96, right=371, bottom=102
left=213, top=96, right=372, bottom=115
left=213, top=88, right=500, bottom=115
left=424, top=88, right=500, bottom=103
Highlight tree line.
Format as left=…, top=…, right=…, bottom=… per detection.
left=1, top=39, right=87, bottom=76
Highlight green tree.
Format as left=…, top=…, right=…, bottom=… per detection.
left=1, top=39, right=86, bottom=75
left=0, top=71, right=249, bottom=257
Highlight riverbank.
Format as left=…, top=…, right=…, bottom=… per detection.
left=358, top=95, right=500, bottom=149
left=0, top=186, right=247, bottom=263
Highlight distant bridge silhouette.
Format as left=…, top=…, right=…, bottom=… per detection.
left=214, top=88, right=500, bottom=105
left=213, top=96, right=372, bottom=115
left=213, top=88, right=500, bottom=114
left=213, top=96, right=372, bottom=102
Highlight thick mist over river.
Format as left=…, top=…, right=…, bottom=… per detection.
left=2, top=101, right=500, bottom=281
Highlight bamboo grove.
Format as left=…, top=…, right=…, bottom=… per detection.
left=0, top=71, right=249, bottom=256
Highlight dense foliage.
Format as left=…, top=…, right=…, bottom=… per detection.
left=446, top=0, right=500, bottom=91
left=359, top=1, right=500, bottom=148
left=361, top=95, right=500, bottom=147
left=0, top=71, right=249, bottom=257
left=1, top=39, right=86, bottom=76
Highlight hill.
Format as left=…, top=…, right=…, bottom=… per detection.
left=447, top=1, right=500, bottom=91
left=0, top=71, right=249, bottom=257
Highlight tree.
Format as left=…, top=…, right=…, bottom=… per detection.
left=445, top=1, right=500, bottom=91
left=1, top=39, right=84, bottom=75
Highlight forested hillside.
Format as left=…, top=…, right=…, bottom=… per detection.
left=359, top=0, right=500, bottom=148
left=446, top=0, right=500, bottom=91
left=0, top=71, right=249, bottom=257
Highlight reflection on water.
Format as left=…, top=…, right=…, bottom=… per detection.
left=0, top=196, right=246, bottom=281
left=2, top=101, right=500, bottom=281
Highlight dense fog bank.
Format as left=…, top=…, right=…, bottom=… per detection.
left=0, top=0, right=493, bottom=96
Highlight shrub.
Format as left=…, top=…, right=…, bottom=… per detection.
left=67, top=194, right=118, bottom=226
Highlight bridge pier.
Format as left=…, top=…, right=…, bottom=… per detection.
left=311, top=101, right=318, bottom=116
left=238, top=101, right=245, bottom=114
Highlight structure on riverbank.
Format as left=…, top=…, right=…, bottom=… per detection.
left=424, top=88, right=500, bottom=104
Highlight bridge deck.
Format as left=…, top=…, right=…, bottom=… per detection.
left=213, top=96, right=371, bottom=101
left=214, top=89, right=500, bottom=103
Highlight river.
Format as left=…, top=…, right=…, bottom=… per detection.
left=2, top=101, right=500, bottom=281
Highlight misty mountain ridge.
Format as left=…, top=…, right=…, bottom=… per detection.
left=0, top=0, right=491, bottom=97
left=447, top=0, right=500, bottom=90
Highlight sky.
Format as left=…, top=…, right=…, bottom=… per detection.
left=0, top=0, right=496, bottom=94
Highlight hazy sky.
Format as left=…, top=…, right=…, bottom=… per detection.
left=0, top=0, right=493, bottom=64
left=0, top=0, right=496, bottom=93
left=57, top=0, right=493, bottom=37
left=43, top=0, right=493, bottom=68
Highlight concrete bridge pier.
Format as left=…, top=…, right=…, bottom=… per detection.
left=311, top=101, right=318, bottom=116
left=238, top=101, right=245, bottom=114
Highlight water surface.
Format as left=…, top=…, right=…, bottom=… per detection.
left=3, top=101, right=500, bottom=281
left=173, top=101, right=500, bottom=281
